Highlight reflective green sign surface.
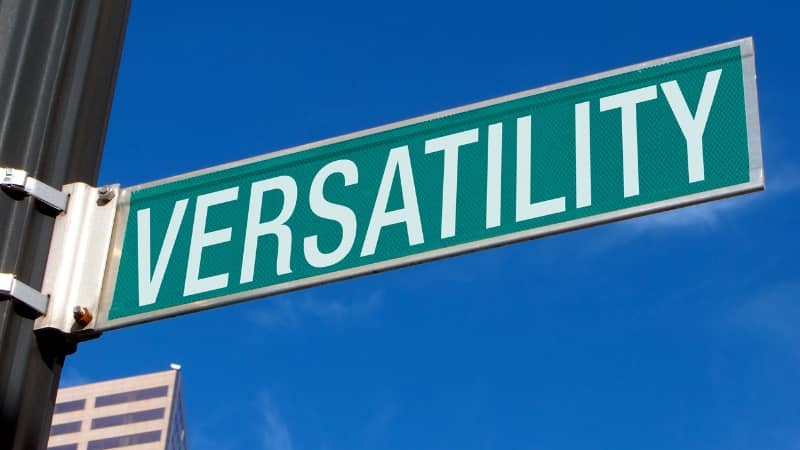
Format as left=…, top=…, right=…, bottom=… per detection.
left=97, top=39, right=763, bottom=329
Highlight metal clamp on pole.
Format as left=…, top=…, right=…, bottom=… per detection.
left=1, top=167, right=68, bottom=212
left=0, top=273, right=49, bottom=315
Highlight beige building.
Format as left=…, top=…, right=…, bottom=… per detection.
left=47, top=368, right=188, bottom=450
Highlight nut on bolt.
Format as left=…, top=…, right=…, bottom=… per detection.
left=96, top=185, right=115, bottom=205
left=73, top=306, right=93, bottom=327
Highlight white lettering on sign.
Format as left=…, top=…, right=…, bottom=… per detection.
left=241, top=176, right=298, bottom=283
left=515, top=115, right=566, bottom=221
left=661, top=69, right=722, bottom=183
left=361, top=145, right=424, bottom=257
left=575, top=102, right=592, bottom=208
left=137, top=199, right=188, bottom=306
left=425, top=129, right=479, bottom=239
left=486, top=122, right=503, bottom=229
left=185, top=187, right=239, bottom=296
left=304, top=160, right=359, bottom=268
left=600, top=85, right=659, bottom=198
left=133, top=70, right=723, bottom=306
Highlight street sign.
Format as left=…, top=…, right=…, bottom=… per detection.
left=93, top=38, right=763, bottom=330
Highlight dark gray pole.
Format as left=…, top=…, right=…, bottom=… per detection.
left=0, top=1, right=130, bottom=448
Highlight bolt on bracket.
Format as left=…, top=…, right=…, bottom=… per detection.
left=1, top=167, right=68, bottom=212
left=0, top=273, right=49, bottom=315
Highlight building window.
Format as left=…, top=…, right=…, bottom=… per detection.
left=53, top=399, right=85, bottom=414
left=94, top=385, right=168, bottom=407
left=86, top=430, right=161, bottom=450
left=47, top=444, right=78, bottom=450
left=50, top=420, right=81, bottom=435
left=91, top=407, right=165, bottom=429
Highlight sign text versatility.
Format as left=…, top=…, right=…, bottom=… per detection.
left=98, top=41, right=762, bottom=328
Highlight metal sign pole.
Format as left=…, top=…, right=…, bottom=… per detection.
left=0, top=1, right=130, bottom=448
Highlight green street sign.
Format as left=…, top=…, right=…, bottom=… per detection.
left=95, top=38, right=763, bottom=330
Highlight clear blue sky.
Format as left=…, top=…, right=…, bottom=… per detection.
left=64, top=1, right=799, bottom=450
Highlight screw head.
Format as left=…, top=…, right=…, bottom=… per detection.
left=96, top=186, right=115, bottom=205
left=73, top=306, right=93, bottom=327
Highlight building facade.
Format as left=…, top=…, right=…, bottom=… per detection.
left=47, top=368, right=188, bottom=450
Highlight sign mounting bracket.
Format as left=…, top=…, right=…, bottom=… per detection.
left=1, top=167, right=69, bottom=212
left=0, top=273, right=49, bottom=315
left=34, top=183, right=119, bottom=338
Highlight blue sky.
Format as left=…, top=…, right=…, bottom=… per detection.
left=62, top=1, right=800, bottom=449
